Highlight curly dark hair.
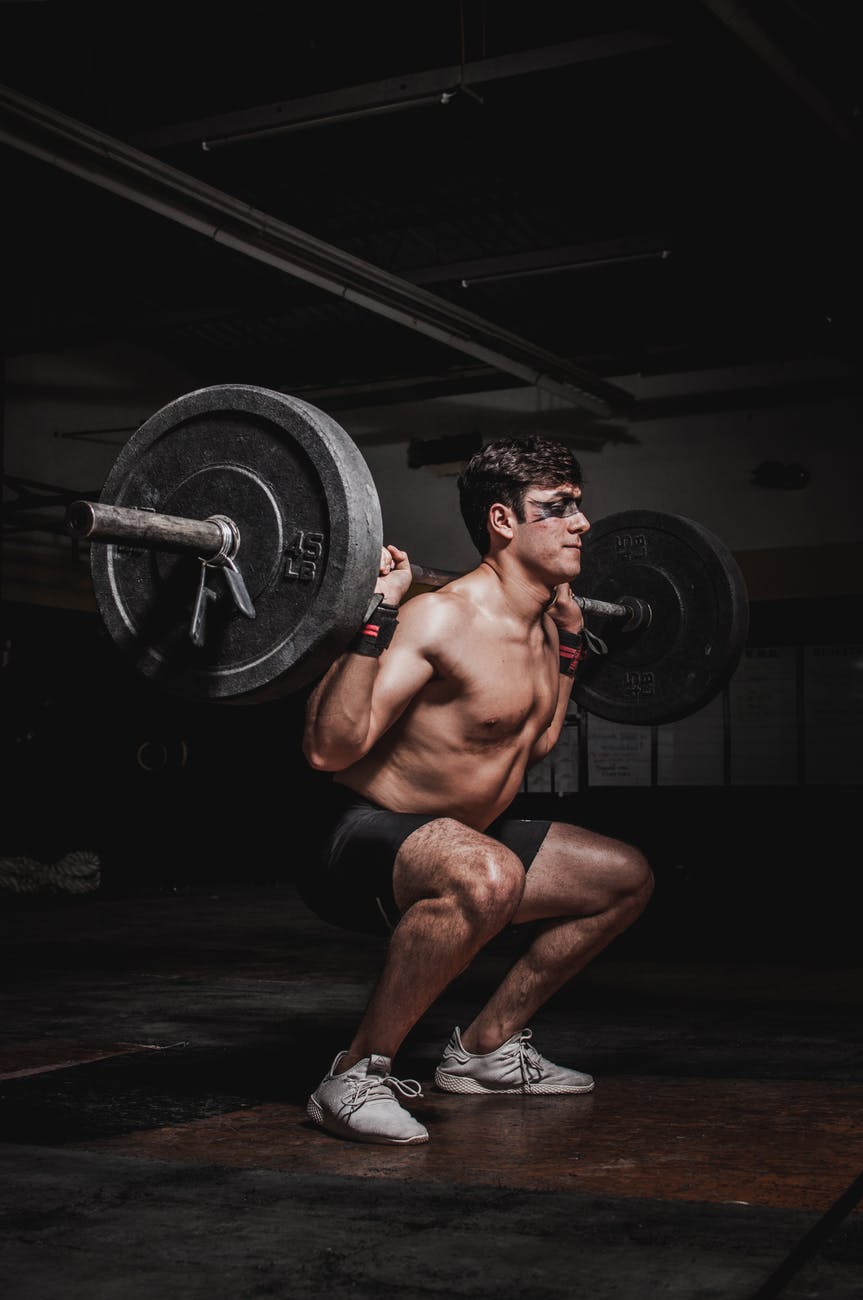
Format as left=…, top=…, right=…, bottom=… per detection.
left=457, top=436, right=584, bottom=555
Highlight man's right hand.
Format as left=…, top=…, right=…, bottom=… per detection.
left=375, top=545, right=413, bottom=606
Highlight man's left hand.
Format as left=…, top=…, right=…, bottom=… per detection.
left=547, top=582, right=585, bottom=636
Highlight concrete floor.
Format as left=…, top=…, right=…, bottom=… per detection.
left=1, top=883, right=861, bottom=1299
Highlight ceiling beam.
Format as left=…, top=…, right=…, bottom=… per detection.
left=0, top=84, right=633, bottom=415
left=132, top=32, right=672, bottom=151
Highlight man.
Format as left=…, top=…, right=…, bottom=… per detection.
left=299, top=436, right=653, bottom=1144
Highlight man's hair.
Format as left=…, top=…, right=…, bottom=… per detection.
left=457, top=436, right=584, bottom=556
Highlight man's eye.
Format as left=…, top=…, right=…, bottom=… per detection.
left=530, top=497, right=583, bottom=519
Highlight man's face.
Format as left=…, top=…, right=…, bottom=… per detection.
left=514, top=482, right=590, bottom=580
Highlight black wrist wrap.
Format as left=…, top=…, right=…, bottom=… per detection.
left=349, top=602, right=399, bottom=657
left=558, top=629, right=588, bottom=677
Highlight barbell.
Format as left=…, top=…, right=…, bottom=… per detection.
left=64, top=383, right=749, bottom=725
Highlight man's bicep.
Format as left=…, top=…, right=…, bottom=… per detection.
left=366, top=625, right=436, bottom=739
left=365, top=592, right=458, bottom=741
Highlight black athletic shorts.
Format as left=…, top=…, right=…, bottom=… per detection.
left=295, top=780, right=551, bottom=937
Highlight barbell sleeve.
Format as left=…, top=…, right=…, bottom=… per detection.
left=66, top=500, right=236, bottom=560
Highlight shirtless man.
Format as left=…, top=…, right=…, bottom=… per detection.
left=299, top=436, right=653, bottom=1144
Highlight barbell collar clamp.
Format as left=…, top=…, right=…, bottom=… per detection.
left=202, top=514, right=241, bottom=567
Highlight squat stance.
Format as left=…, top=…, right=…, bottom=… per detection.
left=300, top=437, right=653, bottom=1144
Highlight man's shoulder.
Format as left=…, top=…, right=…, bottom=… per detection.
left=399, top=578, right=484, bottom=640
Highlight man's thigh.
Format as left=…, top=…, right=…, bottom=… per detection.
left=392, top=814, right=551, bottom=913
left=513, top=820, right=646, bottom=924
left=294, top=784, right=438, bottom=936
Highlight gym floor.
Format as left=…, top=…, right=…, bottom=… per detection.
left=1, top=880, right=860, bottom=1299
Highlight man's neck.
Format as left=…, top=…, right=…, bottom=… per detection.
left=478, top=558, right=553, bottom=624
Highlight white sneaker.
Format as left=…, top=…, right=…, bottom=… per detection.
left=434, top=1027, right=594, bottom=1095
left=307, top=1051, right=429, bottom=1144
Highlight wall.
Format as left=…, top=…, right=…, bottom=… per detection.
left=338, top=365, right=863, bottom=566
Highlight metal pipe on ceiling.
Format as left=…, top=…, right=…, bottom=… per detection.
left=0, top=84, right=634, bottom=417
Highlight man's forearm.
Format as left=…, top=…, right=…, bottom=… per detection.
left=303, top=653, right=379, bottom=770
left=303, top=597, right=403, bottom=769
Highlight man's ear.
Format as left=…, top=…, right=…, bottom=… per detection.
left=488, top=502, right=515, bottom=541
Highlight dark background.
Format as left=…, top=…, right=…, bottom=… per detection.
left=4, top=0, right=863, bottom=408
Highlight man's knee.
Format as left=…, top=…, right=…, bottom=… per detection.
left=437, top=826, right=525, bottom=929
left=611, top=842, right=654, bottom=913
left=394, top=819, right=526, bottom=929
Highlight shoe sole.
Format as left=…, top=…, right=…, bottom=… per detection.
left=434, top=1070, right=594, bottom=1095
left=306, top=1095, right=429, bottom=1144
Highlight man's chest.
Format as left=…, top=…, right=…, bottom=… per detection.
left=441, top=641, right=559, bottom=743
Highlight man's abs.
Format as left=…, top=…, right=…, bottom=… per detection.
left=335, top=714, right=541, bottom=830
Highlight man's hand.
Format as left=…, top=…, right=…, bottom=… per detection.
left=547, top=582, right=585, bottom=636
left=375, top=545, right=413, bottom=606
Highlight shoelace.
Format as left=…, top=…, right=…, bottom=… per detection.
left=490, top=1028, right=547, bottom=1086
left=346, top=1072, right=424, bottom=1116
left=517, top=1029, right=549, bottom=1085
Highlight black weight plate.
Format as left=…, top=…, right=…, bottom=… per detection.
left=90, top=385, right=383, bottom=702
left=571, top=510, right=749, bottom=725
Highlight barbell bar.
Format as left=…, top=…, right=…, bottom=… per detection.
left=64, top=383, right=748, bottom=724
left=65, top=499, right=647, bottom=628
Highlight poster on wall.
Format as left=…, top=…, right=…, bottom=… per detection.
left=586, top=716, right=651, bottom=787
